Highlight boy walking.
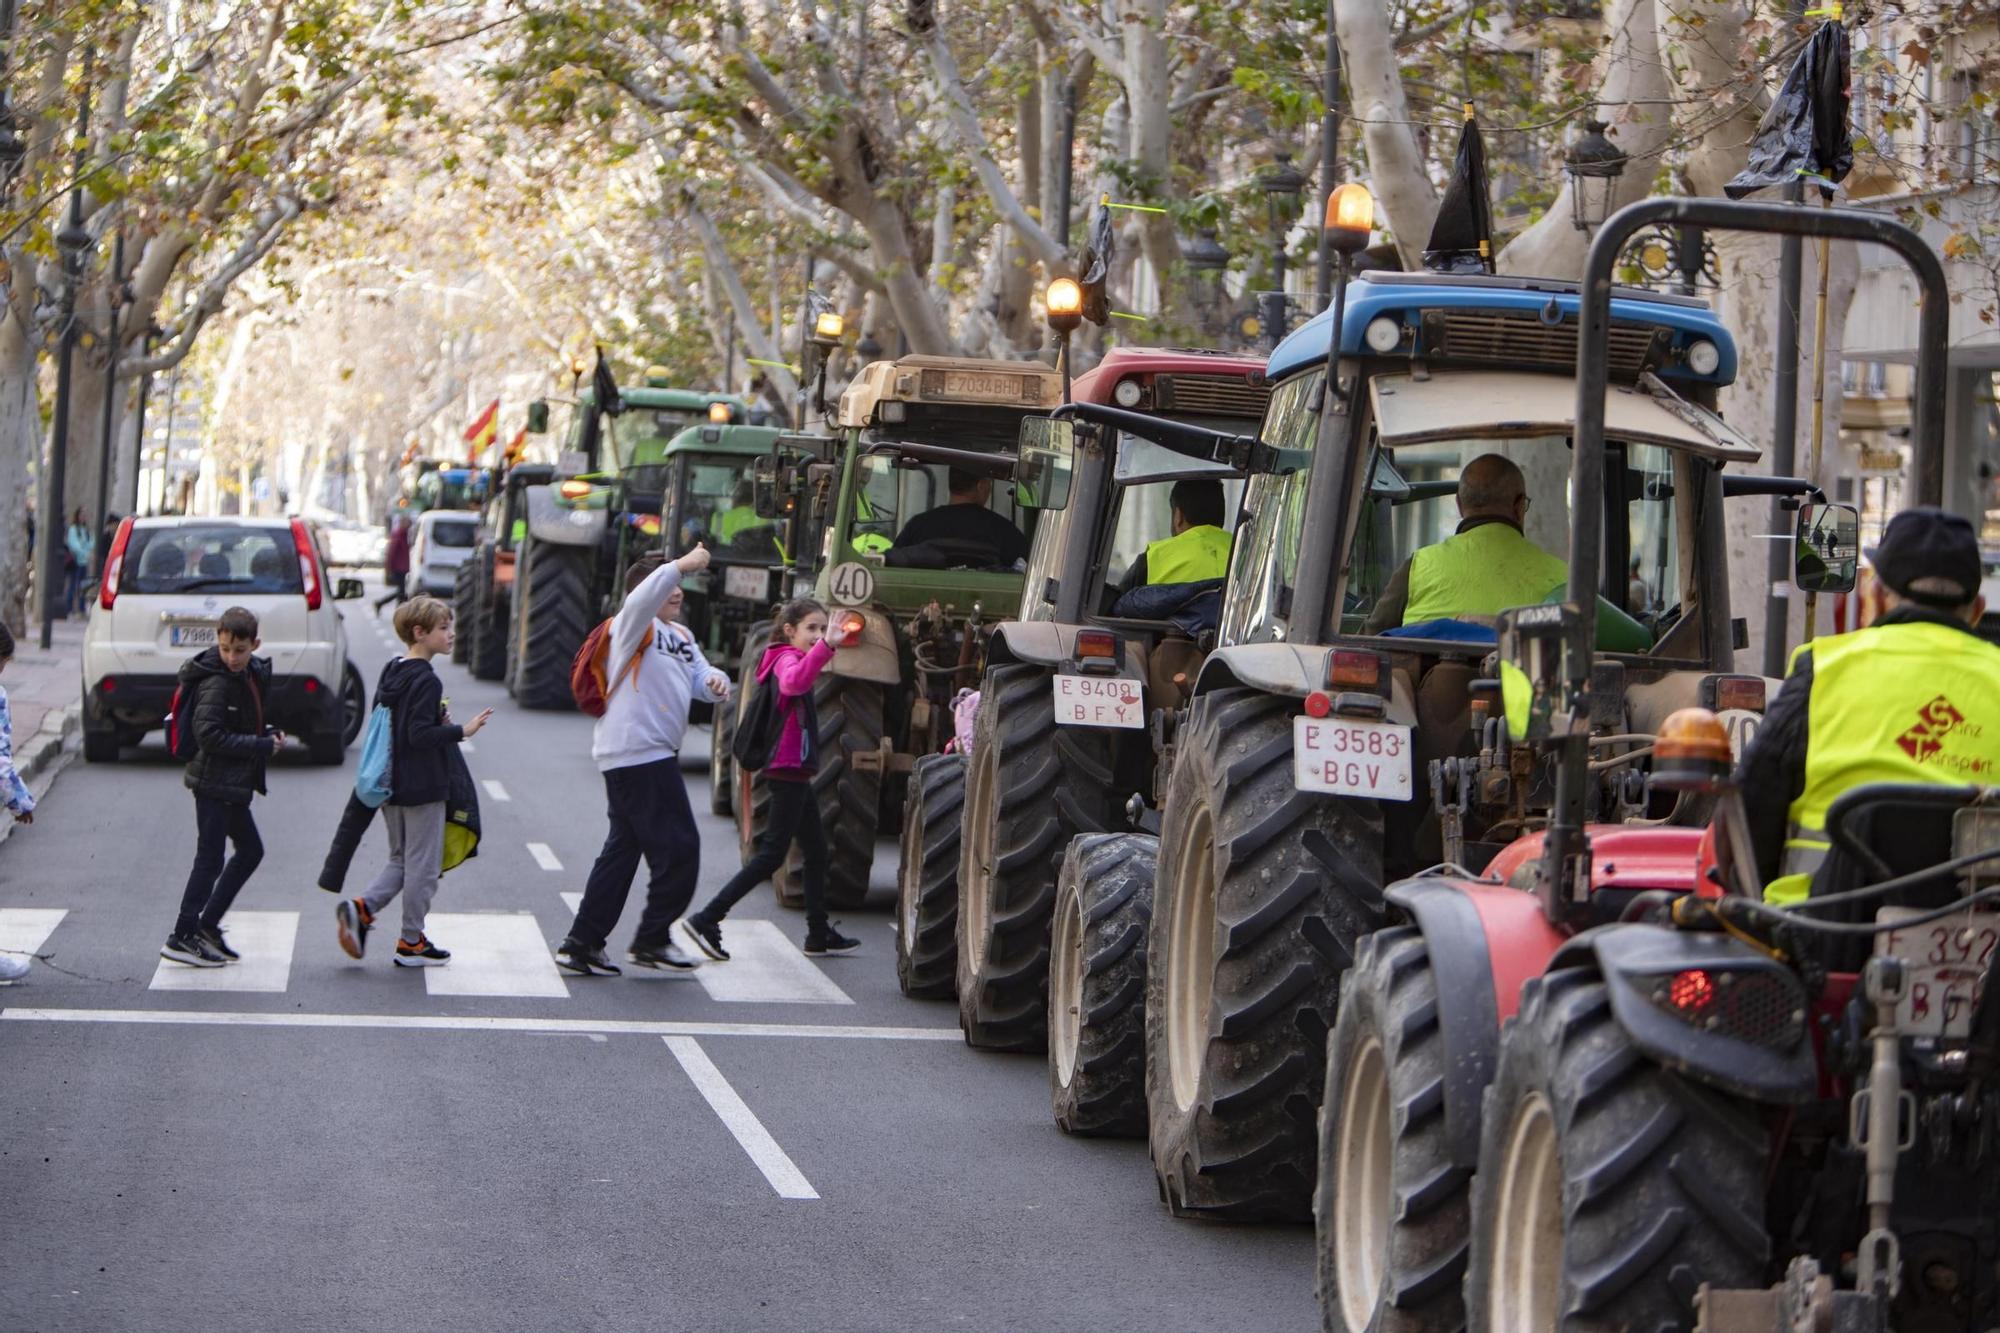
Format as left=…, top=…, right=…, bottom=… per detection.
left=555, top=546, right=728, bottom=977
left=335, top=596, right=491, bottom=967
left=162, top=607, right=280, bottom=968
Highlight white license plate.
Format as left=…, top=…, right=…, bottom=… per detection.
left=170, top=624, right=218, bottom=647
left=1052, top=674, right=1145, bottom=729
left=1292, top=715, right=1414, bottom=801
left=1874, top=906, right=1998, bottom=1039
left=722, top=565, right=769, bottom=602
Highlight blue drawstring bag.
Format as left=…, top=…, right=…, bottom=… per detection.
left=354, top=703, right=394, bottom=808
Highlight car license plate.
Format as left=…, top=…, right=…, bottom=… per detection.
left=1292, top=716, right=1414, bottom=801
left=170, top=623, right=218, bottom=647
left=723, top=565, right=769, bottom=602
left=1874, top=906, right=1997, bottom=1040
left=1052, top=675, right=1144, bottom=729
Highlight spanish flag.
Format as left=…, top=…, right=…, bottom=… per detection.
left=501, top=427, right=527, bottom=467
left=463, top=398, right=499, bottom=462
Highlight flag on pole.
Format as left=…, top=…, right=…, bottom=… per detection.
left=1724, top=17, right=1851, bottom=200
left=500, top=427, right=527, bottom=467
left=463, top=398, right=499, bottom=463
left=1424, top=104, right=1496, bottom=275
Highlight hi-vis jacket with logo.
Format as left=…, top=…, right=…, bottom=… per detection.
left=1737, top=607, right=2000, bottom=905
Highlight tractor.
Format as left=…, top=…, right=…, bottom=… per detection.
left=453, top=460, right=551, bottom=681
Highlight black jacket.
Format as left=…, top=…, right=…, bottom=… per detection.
left=376, top=656, right=463, bottom=806
left=180, top=650, right=274, bottom=805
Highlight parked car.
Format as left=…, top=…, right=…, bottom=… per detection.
left=411, top=509, right=479, bottom=595
left=83, top=516, right=368, bottom=765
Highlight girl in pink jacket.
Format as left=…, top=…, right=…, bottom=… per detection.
left=682, top=599, right=860, bottom=958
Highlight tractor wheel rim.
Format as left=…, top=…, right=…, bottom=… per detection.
left=964, top=743, right=999, bottom=974
left=1050, top=883, right=1084, bottom=1085
left=1334, top=1036, right=1394, bottom=1330
left=1166, top=803, right=1217, bottom=1112
left=898, top=791, right=922, bottom=951
left=1490, top=1092, right=1563, bottom=1333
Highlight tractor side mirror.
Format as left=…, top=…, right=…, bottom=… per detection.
left=1495, top=603, right=1586, bottom=744
left=1014, top=417, right=1075, bottom=511
left=1793, top=502, right=1859, bottom=594
left=526, top=400, right=549, bottom=434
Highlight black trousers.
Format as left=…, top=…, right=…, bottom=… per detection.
left=176, top=797, right=264, bottom=937
left=373, top=572, right=408, bottom=612
left=697, top=776, right=827, bottom=933
left=567, top=758, right=701, bottom=952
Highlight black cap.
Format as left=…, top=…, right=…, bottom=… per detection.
left=1868, top=506, right=1982, bottom=607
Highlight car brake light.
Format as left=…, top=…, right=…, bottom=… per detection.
left=291, top=518, right=322, bottom=610
left=834, top=610, right=866, bottom=648
left=99, top=517, right=134, bottom=610
left=101, top=676, right=117, bottom=694
left=304, top=678, right=320, bottom=694
left=1327, top=649, right=1384, bottom=691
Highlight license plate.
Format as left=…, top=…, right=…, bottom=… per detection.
left=1874, top=906, right=1998, bottom=1039
left=722, top=565, right=769, bottom=602
left=1052, top=675, right=1144, bottom=729
left=1292, top=716, right=1414, bottom=801
left=170, top=624, right=217, bottom=647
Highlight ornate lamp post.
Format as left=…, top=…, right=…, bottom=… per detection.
left=1179, top=227, right=1229, bottom=338
left=1261, top=151, right=1306, bottom=347
left=1563, top=120, right=1628, bottom=233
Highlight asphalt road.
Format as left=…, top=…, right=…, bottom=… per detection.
left=0, top=597, right=1314, bottom=1332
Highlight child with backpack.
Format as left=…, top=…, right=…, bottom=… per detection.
left=334, top=596, right=491, bottom=967
left=681, top=597, right=859, bottom=960
left=554, top=545, right=729, bottom=977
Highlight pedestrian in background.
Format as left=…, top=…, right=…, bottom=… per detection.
left=373, top=516, right=411, bottom=615
left=0, top=620, right=35, bottom=982
left=555, top=546, right=726, bottom=977
left=682, top=597, right=859, bottom=960
left=161, top=606, right=280, bottom=968
left=62, top=507, right=93, bottom=618
left=336, top=596, right=490, bottom=967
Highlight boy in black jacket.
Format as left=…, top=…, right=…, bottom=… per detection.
left=162, top=606, right=282, bottom=968
left=335, top=596, right=490, bottom=967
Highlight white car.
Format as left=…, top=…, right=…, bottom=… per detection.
left=83, top=516, right=368, bottom=764
left=411, top=510, right=479, bottom=595
left=322, top=519, right=386, bottom=568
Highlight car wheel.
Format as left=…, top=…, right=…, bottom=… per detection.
left=82, top=725, right=120, bottom=764
left=339, top=662, right=366, bottom=747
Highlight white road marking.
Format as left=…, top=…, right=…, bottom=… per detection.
left=1, top=1007, right=960, bottom=1041
left=560, top=891, right=582, bottom=916
left=0, top=908, right=67, bottom=960
left=420, top=913, right=569, bottom=998
left=526, top=842, right=563, bottom=872
left=692, top=920, right=852, bottom=1005
left=150, top=912, right=298, bottom=993
left=480, top=779, right=510, bottom=803
left=663, top=1036, right=818, bottom=1199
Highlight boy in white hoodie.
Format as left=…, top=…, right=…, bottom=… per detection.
left=556, top=546, right=729, bottom=976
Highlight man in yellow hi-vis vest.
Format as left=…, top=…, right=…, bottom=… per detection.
left=1738, top=507, right=2000, bottom=905
left=1364, top=453, right=1568, bottom=634
left=1118, top=479, right=1232, bottom=590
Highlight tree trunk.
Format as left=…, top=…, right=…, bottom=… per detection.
left=857, top=192, right=955, bottom=354
left=0, top=315, right=37, bottom=634
left=1119, top=0, right=1186, bottom=321
left=1332, top=0, right=1438, bottom=268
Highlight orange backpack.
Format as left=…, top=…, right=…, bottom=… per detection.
left=569, top=619, right=646, bottom=717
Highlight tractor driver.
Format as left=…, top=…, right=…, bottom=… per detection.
left=1736, top=506, right=2000, bottom=905
left=891, top=466, right=1030, bottom=568
left=1364, top=453, right=1568, bottom=636
left=1118, top=479, right=1232, bottom=593
left=714, top=481, right=770, bottom=546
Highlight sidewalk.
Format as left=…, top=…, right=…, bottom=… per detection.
left=4, top=614, right=85, bottom=819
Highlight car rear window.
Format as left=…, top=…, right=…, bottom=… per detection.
left=125, top=525, right=302, bottom=595
left=428, top=518, right=477, bottom=548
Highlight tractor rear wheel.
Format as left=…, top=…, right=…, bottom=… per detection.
left=805, top=672, right=885, bottom=911
left=735, top=625, right=787, bottom=903
left=1144, top=687, right=1386, bottom=1220
left=1049, top=832, right=1156, bottom=1138
left=957, top=663, right=1116, bottom=1051
left=511, top=540, right=592, bottom=711
left=709, top=687, right=737, bottom=817
left=450, top=557, right=476, bottom=665
left=468, top=547, right=508, bottom=682
left=896, top=753, right=967, bottom=999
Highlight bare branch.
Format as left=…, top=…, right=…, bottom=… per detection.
left=120, top=194, right=304, bottom=378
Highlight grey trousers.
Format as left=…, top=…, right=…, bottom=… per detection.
left=359, top=802, right=445, bottom=943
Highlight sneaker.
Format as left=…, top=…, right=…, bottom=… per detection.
left=680, top=917, right=729, bottom=962
left=627, top=941, right=701, bottom=972
left=161, top=933, right=226, bottom=968
left=556, top=940, right=622, bottom=977
left=336, top=899, right=372, bottom=960
left=803, top=926, right=861, bottom=957
left=393, top=936, right=451, bottom=967
left=196, top=924, right=239, bottom=962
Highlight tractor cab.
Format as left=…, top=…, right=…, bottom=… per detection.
left=656, top=421, right=791, bottom=685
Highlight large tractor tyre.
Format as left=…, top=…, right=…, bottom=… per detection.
left=1049, top=832, right=1157, bottom=1139
left=450, top=558, right=477, bottom=665
left=1465, top=968, right=1769, bottom=1332
left=470, top=583, right=509, bottom=682
left=957, top=663, right=1117, bottom=1052
left=734, top=625, right=790, bottom=903
left=804, top=672, right=885, bottom=912
left=709, top=689, right=737, bottom=817
left=896, top=753, right=968, bottom=999
left=1315, top=927, right=1468, bottom=1333
left=1144, top=687, right=1387, bottom=1221
left=511, top=541, right=593, bottom=711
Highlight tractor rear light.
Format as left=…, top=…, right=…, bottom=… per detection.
left=833, top=610, right=866, bottom=648
left=1327, top=649, right=1385, bottom=692
left=1303, top=690, right=1333, bottom=718
left=558, top=479, right=593, bottom=501
left=1645, top=964, right=1805, bottom=1051
left=99, top=517, right=134, bottom=610
left=1666, top=968, right=1715, bottom=1016
left=290, top=518, right=322, bottom=610
left=1075, top=630, right=1118, bottom=661
left=1113, top=378, right=1146, bottom=409
left=1701, top=674, right=1766, bottom=713
left=878, top=400, right=907, bottom=424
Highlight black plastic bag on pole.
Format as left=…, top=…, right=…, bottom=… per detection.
left=1078, top=196, right=1115, bottom=326
left=591, top=346, right=626, bottom=416
left=1423, top=105, right=1496, bottom=275
left=1725, top=20, right=1851, bottom=200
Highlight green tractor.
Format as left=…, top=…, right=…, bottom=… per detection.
left=502, top=383, right=751, bottom=709
left=452, top=460, right=551, bottom=680
left=734, top=354, right=1062, bottom=911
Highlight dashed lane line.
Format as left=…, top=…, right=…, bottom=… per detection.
left=664, top=1036, right=818, bottom=1199
left=481, top=779, right=510, bottom=802
left=0, top=1007, right=961, bottom=1041
left=526, top=842, right=563, bottom=872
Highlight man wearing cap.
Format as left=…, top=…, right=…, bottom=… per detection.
left=1738, top=506, right=2000, bottom=905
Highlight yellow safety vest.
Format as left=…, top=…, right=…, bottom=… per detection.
left=716, top=506, right=766, bottom=543
left=1146, top=525, right=1232, bottom=585
left=1765, top=620, right=2000, bottom=905
left=1403, top=522, right=1569, bottom=625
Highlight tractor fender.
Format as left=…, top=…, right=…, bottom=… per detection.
left=987, top=621, right=1145, bottom=680
left=827, top=607, right=900, bottom=684
left=1385, top=876, right=1570, bottom=1169
left=524, top=485, right=606, bottom=547
left=1548, top=924, right=1818, bottom=1104
left=1195, top=642, right=1418, bottom=724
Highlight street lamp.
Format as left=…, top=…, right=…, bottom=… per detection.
left=1564, top=120, right=1628, bottom=233
left=1261, top=151, right=1306, bottom=347
left=1179, top=227, right=1229, bottom=336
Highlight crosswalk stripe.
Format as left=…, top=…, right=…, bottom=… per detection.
left=421, top=912, right=568, bottom=998
left=0, top=908, right=67, bottom=961
left=664, top=1036, right=818, bottom=1199
left=526, top=842, right=563, bottom=872
left=150, top=911, right=299, bottom=993
left=481, top=779, right=510, bottom=803
left=692, top=920, right=852, bottom=1005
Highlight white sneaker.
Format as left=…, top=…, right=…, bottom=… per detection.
left=0, top=953, right=29, bottom=983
